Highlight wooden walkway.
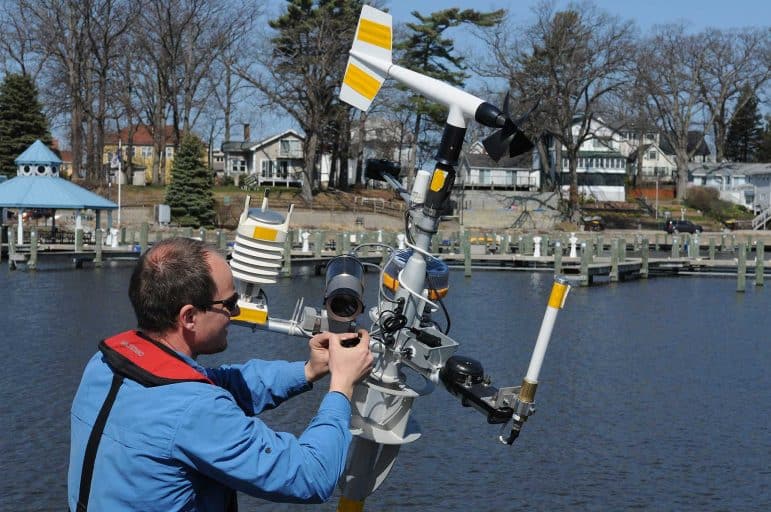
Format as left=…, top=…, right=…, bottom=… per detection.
left=3, top=230, right=767, bottom=291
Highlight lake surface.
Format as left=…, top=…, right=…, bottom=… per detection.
left=1, top=262, right=769, bottom=511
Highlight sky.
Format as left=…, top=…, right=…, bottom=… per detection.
left=386, top=0, right=771, bottom=31
left=238, top=0, right=771, bottom=143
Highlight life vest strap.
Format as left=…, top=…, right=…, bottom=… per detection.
left=98, top=330, right=213, bottom=387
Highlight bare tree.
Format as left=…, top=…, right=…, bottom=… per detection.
left=236, top=0, right=370, bottom=203
left=0, top=0, right=49, bottom=79
left=697, top=27, right=771, bottom=162
left=637, top=24, right=715, bottom=200
left=26, top=0, right=90, bottom=179
left=79, top=0, right=139, bottom=181
left=481, top=1, right=636, bottom=215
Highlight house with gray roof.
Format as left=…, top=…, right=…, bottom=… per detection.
left=689, top=161, right=771, bottom=214
left=460, top=141, right=537, bottom=190
left=221, top=128, right=304, bottom=187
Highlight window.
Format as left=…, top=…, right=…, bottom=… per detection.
left=261, top=160, right=275, bottom=177
left=165, top=146, right=174, bottom=158
left=37, top=165, right=46, bottom=175
left=141, top=146, right=153, bottom=159
left=279, top=139, right=301, bottom=157
left=647, top=151, right=657, bottom=160
left=229, top=159, right=246, bottom=173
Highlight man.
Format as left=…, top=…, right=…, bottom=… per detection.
left=68, top=237, right=373, bottom=511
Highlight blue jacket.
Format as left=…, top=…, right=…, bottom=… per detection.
left=68, top=348, right=352, bottom=511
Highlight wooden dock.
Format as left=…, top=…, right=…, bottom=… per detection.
left=2, top=224, right=768, bottom=291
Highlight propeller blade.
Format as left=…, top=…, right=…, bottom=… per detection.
left=483, top=120, right=534, bottom=161
left=482, top=93, right=539, bottom=161
left=482, top=128, right=508, bottom=161
left=508, top=130, right=534, bottom=157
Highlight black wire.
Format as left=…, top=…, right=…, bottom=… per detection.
left=427, top=273, right=451, bottom=334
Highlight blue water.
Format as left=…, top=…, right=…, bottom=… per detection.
left=1, top=263, right=769, bottom=511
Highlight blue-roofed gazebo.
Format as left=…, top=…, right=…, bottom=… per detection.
left=1, top=140, right=117, bottom=244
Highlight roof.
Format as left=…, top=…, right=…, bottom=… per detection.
left=221, top=129, right=305, bottom=154
left=689, top=162, right=771, bottom=177
left=14, top=140, right=62, bottom=165
left=105, top=125, right=178, bottom=146
left=0, top=176, right=118, bottom=209
left=250, top=129, right=304, bottom=151
left=464, top=151, right=531, bottom=169
left=660, top=132, right=711, bottom=157
left=220, top=141, right=253, bottom=153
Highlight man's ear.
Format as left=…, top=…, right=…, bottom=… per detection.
left=179, top=304, right=198, bottom=331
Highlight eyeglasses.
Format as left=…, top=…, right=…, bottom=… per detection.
left=199, top=292, right=239, bottom=315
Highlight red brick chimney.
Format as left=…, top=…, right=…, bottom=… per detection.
left=243, top=123, right=250, bottom=142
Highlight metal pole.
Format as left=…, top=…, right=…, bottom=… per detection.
left=118, top=140, right=122, bottom=226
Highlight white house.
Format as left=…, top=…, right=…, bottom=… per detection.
left=221, top=129, right=305, bottom=187
left=459, top=141, right=539, bottom=190
left=689, top=162, right=771, bottom=213
left=535, top=117, right=628, bottom=202
left=616, top=127, right=677, bottom=181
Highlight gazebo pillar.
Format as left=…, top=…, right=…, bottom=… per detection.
left=17, top=209, right=23, bottom=245
left=75, top=209, right=83, bottom=231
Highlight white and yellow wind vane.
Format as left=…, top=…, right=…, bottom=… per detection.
left=340, top=5, right=533, bottom=160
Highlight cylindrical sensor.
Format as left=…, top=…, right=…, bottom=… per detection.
left=324, top=255, right=365, bottom=322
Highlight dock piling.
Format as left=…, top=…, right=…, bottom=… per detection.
left=755, top=242, right=764, bottom=287
left=553, top=241, right=562, bottom=276
left=94, top=229, right=103, bottom=267
left=29, top=231, right=38, bottom=270
left=610, top=239, right=619, bottom=282
left=737, top=242, right=747, bottom=292
left=462, top=231, right=471, bottom=277
left=140, top=223, right=149, bottom=253
left=580, top=242, right=589, bottom=286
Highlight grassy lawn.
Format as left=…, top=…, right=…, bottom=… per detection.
left=104, top=184, right=397, bottom=210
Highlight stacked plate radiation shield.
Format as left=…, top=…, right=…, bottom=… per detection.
left=230, top=195, right=293, bottom=285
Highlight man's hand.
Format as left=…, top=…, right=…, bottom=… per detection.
left=304, top=332, right=334, bottom=383
left=304, top=331, right=365, bottom=383
left=328, top=329, right=374, bottom=400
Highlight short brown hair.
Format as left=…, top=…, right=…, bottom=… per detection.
left=128, top=238, right=216, bottom=333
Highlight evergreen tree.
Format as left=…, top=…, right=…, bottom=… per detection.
left=0, top=73, right=52, bottom=178
left=724, top=86, right=763, bottom=162
left=165, top=134, right=216, bottom=227
left=395, top=8, right=505, bottom=175
left=252, top=0, right=364, bottom=201
left=757, top=118, right=771, bottom=163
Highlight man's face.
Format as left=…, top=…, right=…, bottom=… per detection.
left=194, top=252, right=239, bottom=356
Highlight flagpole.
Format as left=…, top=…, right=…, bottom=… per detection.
left=118, top=140, right=122, bottom=226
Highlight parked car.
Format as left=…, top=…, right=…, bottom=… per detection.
left=582, top=215, right=605, bottom=231
left=664, top=219, right=703, bottom=234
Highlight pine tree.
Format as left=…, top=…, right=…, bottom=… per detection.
left=395, top=8, right=505, bottom=176
left=724, top=86, right=763, bottom=162
left=0, top=73, right=52, bottom=178
left=165, top=134, right=216, bottom=227
left=757, top=118, right=771, bottom=163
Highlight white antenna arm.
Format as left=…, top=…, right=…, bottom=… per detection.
left=349, top=49, right=485, bottom=128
